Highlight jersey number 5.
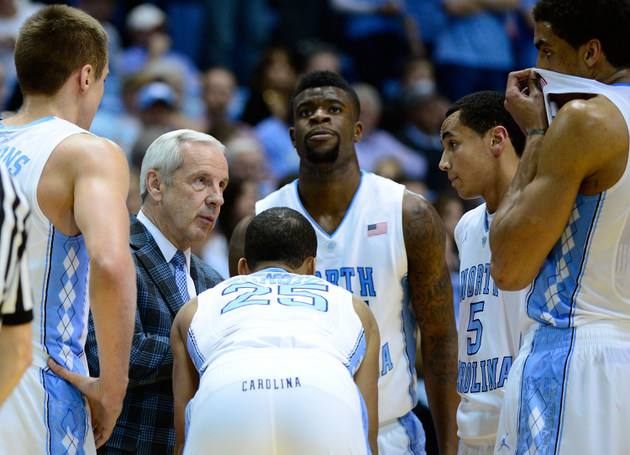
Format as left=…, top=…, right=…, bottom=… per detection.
left=466, top=300, right=484, bottom=355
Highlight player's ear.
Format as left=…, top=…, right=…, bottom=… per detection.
left=307, top=257, right=316, bottom=275
left=289, top=127, right=297, bottom=148
left=237, top=257, right=249, bottom=275
left=490, top=126, right=509, bottom=157
left=583, top=38, right=602, bottom=68
left=353, top=121, right=363, bottom=143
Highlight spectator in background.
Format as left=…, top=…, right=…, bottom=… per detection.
left=129, top=80, right=203, bottom=168
left=224, top=135, right=275, bottom=195
left=202, top=66, right=254, bottom=144
left=352, top=82, right=428, bottom=181
left=201, top=0, right=271, bottom=85
left=299, top=41, right=344, bottom=76
left=433, top=0, right=518, bottom=102
left=243, top=46, right=301, bottom=182
left=330, top=0, right=422, bottom=92
left=120, top=3, right=203, bottom=121
left=0, top=0, right=42, bottom=111
left=395, top=84, right=451, bottom=196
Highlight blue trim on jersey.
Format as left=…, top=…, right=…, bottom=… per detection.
left=399, top=411, right=426, bottom=455
left=187, top=328, right=207, bottom=375
left=346, top=329, right=367, bottom=376
left=401, top=275, right=418, bottom=405
left=291, top=171, right=367, bottom=239
left=0, top=116, right=56, bottom=129
left=40, top=225, right=54, bottom=355
left=355, top=383, right=372, bottom=455
left=43, top=368, right=90, bottom=454
left=526, top=193, right=602, bottom=327
left=44, top=229, right=89, bottom=375
left=516, top=326, right=575, bottom=454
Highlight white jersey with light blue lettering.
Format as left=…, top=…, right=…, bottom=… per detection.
left=0, top=116, right=95, bottom=454
left=189, top=268, right=365, bottom=376
left=186, top=268, right=370, bottom=454
left=529, top=69, right=630, bottom=328
left=256, top=171, right=415, bottom=423
left=453, top=203, right=529, bottom=445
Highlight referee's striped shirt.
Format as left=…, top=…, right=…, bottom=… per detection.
left=0, top=163, right=32, bottom=328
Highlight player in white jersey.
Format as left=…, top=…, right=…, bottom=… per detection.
left=171, top=207, right=380, bottom=454
left=0, top=5, right=136, bottom=453
left=0, top=163, right=32, bottom=406
left=230, top=70, right=459, bottom=454
left=438, top=91, right=530, bottom=454
left=489, top=1, right=630, bottom=453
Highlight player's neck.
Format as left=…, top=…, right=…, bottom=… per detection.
left=5, top=95, right=77, bottom=126
left=297, top=165, right=361, bottom=233
left=601, top=68, right=630, bottom=85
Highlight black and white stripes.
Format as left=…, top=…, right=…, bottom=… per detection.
left=0, top=163, right=32, bottom=326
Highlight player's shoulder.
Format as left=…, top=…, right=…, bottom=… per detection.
left=55, top=133, right=125, bottom=171
left=555, top=93, right=623, bottom=134
left=402, top=187, right=438, bottom=220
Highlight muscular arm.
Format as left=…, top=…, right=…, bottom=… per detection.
left=352, top=296, right=380, bottom=455
left=403, top=191, right=459, bottom=455
left=171, top=299, right=199, bottom=455
left=48, top=135, right=137, bottom=447
left=490, top=79, right=625, bottom=290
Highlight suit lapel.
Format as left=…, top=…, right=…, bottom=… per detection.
left=130, top=215, right=186, bottom=315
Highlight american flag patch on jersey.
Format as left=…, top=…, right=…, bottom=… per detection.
left=367, top=222, right=388, bottom=237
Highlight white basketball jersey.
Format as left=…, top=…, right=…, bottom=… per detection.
left=256, top=171, right=415, bottom=423
left=528, top=69, right=630, bottom=328
left=188, top=268, right=366, bottom=378
left=0, top=116, right=92, bottom=373
left=454, top=203, right=530, bottom=443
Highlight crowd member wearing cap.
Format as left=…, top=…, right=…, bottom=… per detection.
left=129, top=81, right=205, bottom=168
left=119, top=3, right=204, bottom=121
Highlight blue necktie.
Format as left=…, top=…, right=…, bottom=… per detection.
left=171, top=250, right=190, bottom=302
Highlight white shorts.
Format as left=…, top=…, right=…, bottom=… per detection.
left=0, top=364, right=95, bottom=455
left=458, top=439, right=494, bottom=455
left=495, top=323, right=630, bottom=455
left=377, top=411, right=426, bottom=455
left=184, top=350, right=369, bottom=455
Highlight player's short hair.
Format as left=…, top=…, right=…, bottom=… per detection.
left=446, top=91, right=525, bottom=156
left=533, top=0, right=630, bottom=68
left=140, top=129, right=226, bottom=201
left=289, top=70, right=361, bottom=125
left=15, top=5, right=109, bottom=95
left=244, top=207, right=317, bottom=271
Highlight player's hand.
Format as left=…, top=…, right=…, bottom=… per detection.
left=505, top=68, right=549, bottom=133
left=47, top=358, right=125, bottom=449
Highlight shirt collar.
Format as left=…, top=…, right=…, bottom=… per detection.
left=137, top=209, right=191, bottom=270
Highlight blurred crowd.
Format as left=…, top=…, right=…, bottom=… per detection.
left=0, top=0, right=535, bottom=296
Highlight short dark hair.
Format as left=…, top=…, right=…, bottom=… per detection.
left=15, top=4, right=108, bottom=95
left=244, top=207, right=317, bottom=271
left=289, top=70, right=360, bottom=125
left=533, top=0, right=630, bottom=68
left=446, top=91, right=525, bottom=156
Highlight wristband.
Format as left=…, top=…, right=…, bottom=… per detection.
left=526, top=128, right=547, bottom=136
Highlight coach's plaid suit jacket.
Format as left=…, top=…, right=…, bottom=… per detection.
left=85, top=214, right=223, bottom=454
